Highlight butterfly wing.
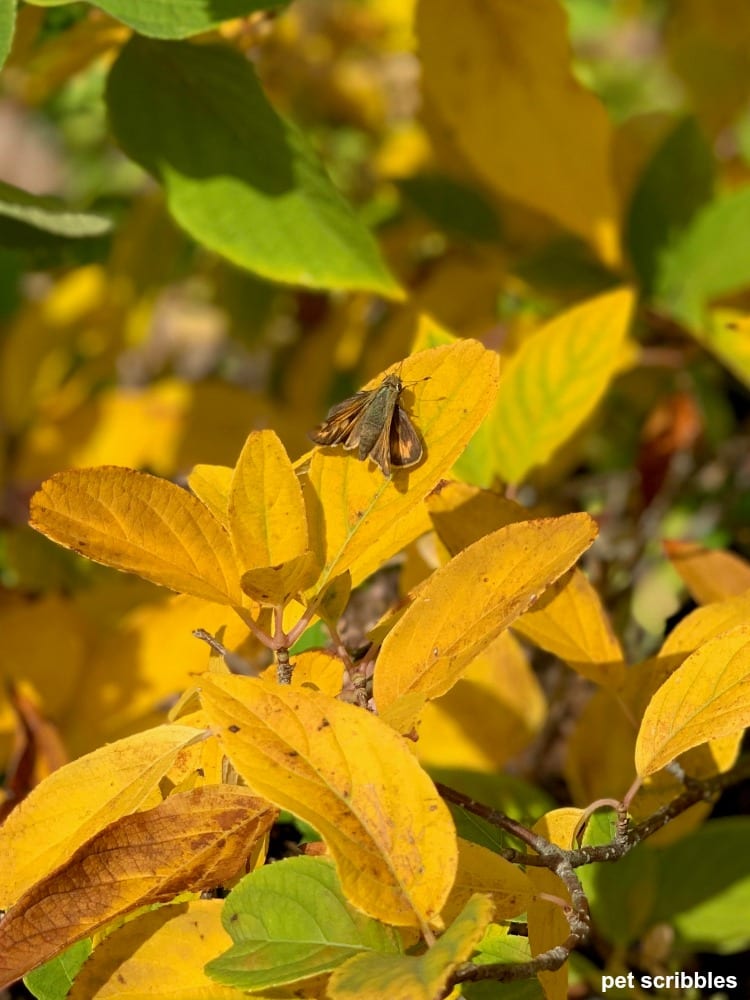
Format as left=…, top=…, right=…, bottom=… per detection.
left=389, top=405, right=423, bottom=469
left=309, top=391, right=370, bottom=448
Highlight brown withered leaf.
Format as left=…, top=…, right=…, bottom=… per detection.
left=0, top=785, right=275, bottom=990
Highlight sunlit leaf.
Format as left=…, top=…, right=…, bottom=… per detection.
left=636, top=624, right=750, bottom=776
left=29, top=467, right=243, bottom=605
left=0, top=786, right=275, bottom=989
left=327, top=895, right=494, bottom=1000
left=490, top=288, right=634, bottom=484
left=302, top=341, right=499, bottom=592
left=374, top=514, right=597, bottom=721
left=200, top=674, right=457, bottom=928
left=0, top=725, right=204, bottom=908
left=107, top=37, right=400, bottom=295
left=206, top=857, right=401, bottom=990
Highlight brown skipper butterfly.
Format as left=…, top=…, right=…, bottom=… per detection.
left=309, top=372, right=423, bottom=477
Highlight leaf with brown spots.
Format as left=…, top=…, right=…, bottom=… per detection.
left=0, top=785, right=275, bottom=990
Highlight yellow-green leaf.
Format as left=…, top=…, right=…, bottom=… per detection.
left=302, top=340, right=499, bottom=592
left=327, top=894, right=494, bottom=1000
left=29, top=467, right=242, bottom=605
left=418, top=0, right=620, bottom=263
left=229, top=431, right=309, bottom=571
left=491, top=288, right=634, bottom=484
left=374, top=514, right=597, bottom=719
left=636, top=625, right=750, bottom=777
left=0, top=725, right=204, bottom=909
left=200, top=674, right=457, bottom=929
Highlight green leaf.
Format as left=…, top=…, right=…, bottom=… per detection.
left=328, top=895, right=493, bottom=1000
left=489, top=287, right=634, bottom=484
left=652, top=817, right=750, bottom=952
left=205, top=856, right=402, bottom=990
left=655, top=186, right=750, bottom=329
left=25, top=0, right=288, bottom=38
left=106, top=38, right=401, bottom=296
left=24, top=940, right=91, bottom=1000
left=0, top=181, right=112, bottom=246
left=398, top=174, right=501, bottom=242
left=0, top=0, right=15, bottom=70
left=625, top=117, right=714, bottom=295
left=463, top=926, right=544, bottom=1000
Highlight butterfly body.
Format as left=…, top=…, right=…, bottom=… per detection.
left=310, top=372, right=423, bottom=477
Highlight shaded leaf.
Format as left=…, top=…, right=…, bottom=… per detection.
left=107, top=38, right=399, bottom=295
left=625, top=117, right=713, bottom=294
left=200, top=674, right=457, bottom=928
left=418, top=0, right=619, bottom=263
left=27, top=0, right=289, bottom=39
left=67, top=901, right=246, bottom=999
left=663, top=539, right=750, bottom=603
left=229, top=431, right=309, bottom=571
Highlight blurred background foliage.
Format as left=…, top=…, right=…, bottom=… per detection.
left=3, top=0, right=750, bottom=989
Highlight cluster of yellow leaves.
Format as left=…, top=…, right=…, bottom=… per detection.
left=0, top=339, right=613, bottom=996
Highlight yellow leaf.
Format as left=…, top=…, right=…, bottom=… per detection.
left=428, top=482, right=625, bottom=686
left=68, top=900, right=249, bottom=999
left=514, top=568, right=625, bottom=689
left=528, top=809, right=582, bottom=1000
left=0, top=787, right=275, bottom=990
left=660, top=591, right=750, bottom=658
left=374, top=514, right=597, bottom=719
left=188, top=463, right=233, bottom=524
left=702, top=309, right=750, bottom=391
left=417, top=631, right=546, bottom=772
left=260, top=648, right=344, bottom=696
left=635, top=625, right=750, bottom=777
left=327, top=894, right=493, bottom=1000
left=200, top=674, right=457, bottom=928
left=443, top=839, right=534, bottom=924
left=241, top=550, right=320, bottom=605
left=29, top=467, right=243, bottom=605
left=490, top=288, right=635, bottom=484
left=663, top=539, right=750, bottom=603
left=229, top=431, right=309, bottom=571
left=0, top=725, right=204, bottom=909
left=665, top=0, right=750, bottom=134
left=417, top=0, right=620, bottom=263
left=302, top=341, right=499, bottom=591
